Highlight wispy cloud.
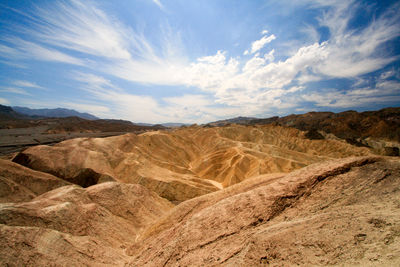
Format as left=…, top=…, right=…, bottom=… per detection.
left=301, top=69, right=400, bottom=108
left=12, top=80, right=42, bottom=89
left=62, top=102, right=110, bottom=116
left=0, top=87, right=31, bottom=96
left=179, top=1, right=400, bottom=112
left=0, top=59, right=26, bottom=69
left=152, top=0, right=164, bottom=10
left=9, top=0, right=398, bottom=88
left=32, top=1, right=132, bottom=60
left=0, top=80, right=45, bottom=96
left=249, top=34, right=276, bottom=54
left=0, top=38, right=85, bottom=65
left=2, top=0, right=399, bottom=121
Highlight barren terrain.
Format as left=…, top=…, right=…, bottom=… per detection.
left=0, top=123, right=399, bottom=266
left=209, top=107, right=400, bottom=155
left=12, top=125, right=371, bottom=202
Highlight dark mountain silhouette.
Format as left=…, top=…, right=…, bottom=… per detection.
left=13, top=106, right=99, bottom=120
left=0, top=104, right=27, bottom=119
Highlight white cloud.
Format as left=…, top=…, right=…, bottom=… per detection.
left=0, top=97, right=9, bottom=105
left=301, top=24, right=320, bottom=43
left=296, top=72, right=322, bottom=84
left=73, top=72, right=117, bottom=93
left=10, top=0, right=398, bottom=94
left=2, top=0, right=182, bottom=81
left=152, top=0, right=164, bottom=9
left=314, top=2, right=399, bottom=78
left=0, top=87, right=31, bottom=96
left=62, top=102, right=110, bottom=116
left=261, top=29, right=268, bottom=35
left=287, top=86, right=305, bottom=93
left=302, top=77, right=400, bottom=108
left=375, top=80, right=400, bottom=94
left=0, top=39, right=85, bottom=65
left=73, top=72, right=243, bottom=123
left=264, top=49, right=275, bottom=62
left=0, top=44, right=22, bottom=58
left=12, top=80, right=42, bottom=89
left=380, top=69, right=397, bottom=80
left=302, top=90, right=400, bottom=108
left=3, top=0, right=400, bottom=122
left=182, top=51, right=239, bottom=92
left=249, top=34, right=276, bottom=54
left=32, top=1, right=132, bottom=60
left=0, top=59, right=27, bottom=69
left=163, top=94, right=211, bottom=107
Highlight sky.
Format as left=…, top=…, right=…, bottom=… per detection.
left=0, top=0, right=399, bottom=124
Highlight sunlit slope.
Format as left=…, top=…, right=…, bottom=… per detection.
left=128, top=157, right=400, bottom=266
left=0, top=182, right=173, bottom=266
left=13, top=125, right=371, bottom=201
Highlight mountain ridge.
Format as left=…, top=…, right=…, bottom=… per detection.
left=12, top=106, right=99, bottom=120
left=207, top=107, right=400, bottom=144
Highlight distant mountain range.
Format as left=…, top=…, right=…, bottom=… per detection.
left=12, top=106, right=99, bottom=120
left=0, top=104, right=23, bottom=119
left=0, top=103, right=165, bottom=134
left=6, top=105, right=188, bottom=127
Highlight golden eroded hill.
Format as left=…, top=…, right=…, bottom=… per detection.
left=1, top=156, right=399, bottom=266
left=0, top=182, right=173, bottom=266
left=0, top=159, right=70, bottom=203
left=12, top=124, right=371, bottom=202
left=128, top=156, right=400, bottom=266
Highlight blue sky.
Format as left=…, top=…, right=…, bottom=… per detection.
left=0, top=0, right=399, bottom=123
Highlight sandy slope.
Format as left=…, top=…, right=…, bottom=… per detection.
left=12, top=125, right=371, bottom=201
left=0, top=159, right=70, bottom=203
left=2, top=125, right=396, bottom=266
left=1, top=156, right=399, bottom=266
left=0, top=182, right=173, bottom=266
left=127, top=156, right=400, bottom=266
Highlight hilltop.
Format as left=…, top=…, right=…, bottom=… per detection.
left=207, top=108, right=400, bottom=155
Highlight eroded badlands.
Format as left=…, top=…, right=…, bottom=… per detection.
left=1, top=125, right=399, bottom=266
